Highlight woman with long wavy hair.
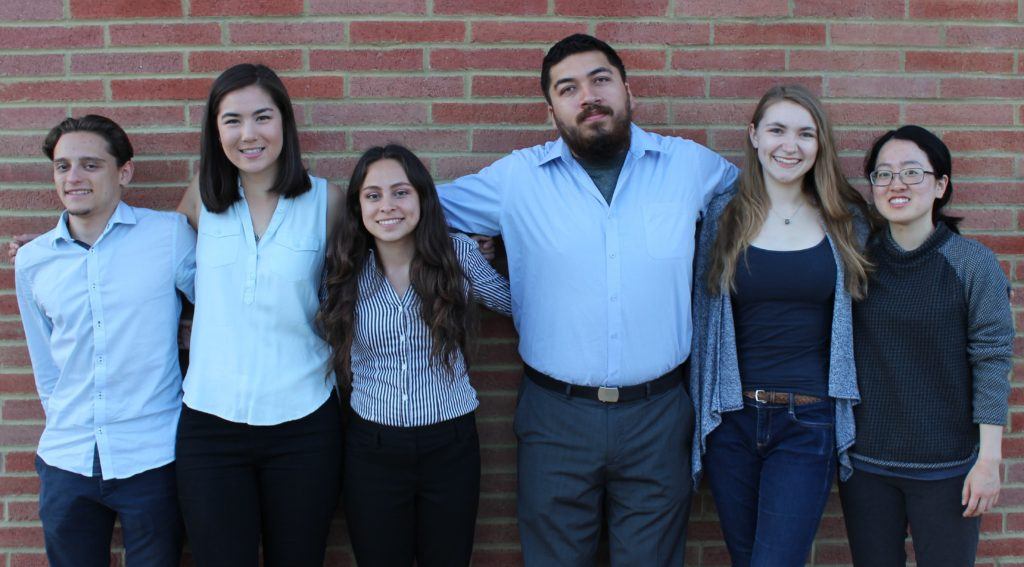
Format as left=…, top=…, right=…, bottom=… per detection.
left=690, top=84, right=872, bottom=566
left=319, top=144, right=511, bottom=567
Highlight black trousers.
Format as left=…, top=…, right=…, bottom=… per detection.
left=839, top=468, right=980, bottom=566
left=343, top=411, right=480, bottom=567
left=175, top=394, right=344, bottom=567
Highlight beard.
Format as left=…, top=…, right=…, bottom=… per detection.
left=554, top=99, right=632, bottom=164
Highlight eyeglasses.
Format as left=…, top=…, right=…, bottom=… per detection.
left=869, top=168, right=935, bottom=187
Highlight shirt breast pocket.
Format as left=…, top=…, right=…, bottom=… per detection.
left=265, top=234, right=322, bottom=282
left=197, top=225, right=241, bottom=268
left=643, top=202, right=696, bottom=259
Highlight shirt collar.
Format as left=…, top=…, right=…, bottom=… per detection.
left=538, top=123, right=663, bottom=166
left=49, top=201, right=136, bottom=248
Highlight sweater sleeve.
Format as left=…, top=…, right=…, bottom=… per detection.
left=948, top=239, right=1014, bottom=426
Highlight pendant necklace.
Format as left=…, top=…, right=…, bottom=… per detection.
left=773, top=199, right=805, bottom=225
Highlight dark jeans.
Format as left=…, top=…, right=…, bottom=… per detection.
left=175, top=393, right=343, bottom=567
left=343, top=411, right=480, bottom=567
left=35, top=453, right=182, bottom=567
left=515, top=375, right=694, bottom=566
left=839, top=468, right=980, bottom=566
left=704, top=398, right=836, bottom=567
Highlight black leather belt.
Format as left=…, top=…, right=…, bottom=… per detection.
left=523, top=362, right=686, bottom=403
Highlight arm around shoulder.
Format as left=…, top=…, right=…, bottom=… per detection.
left=177, top=176, right=201, bottom=230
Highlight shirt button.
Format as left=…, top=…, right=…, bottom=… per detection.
left=610, top=295, right=618, bottom=302
left=95, top=321, right=102, bottom=328
left=609, top=253, right=616, bottom=259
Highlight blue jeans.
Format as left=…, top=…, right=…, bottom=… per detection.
left=515, top=375, right=693, bottom=566
left=35, top=451, right=182, bottom=567
left=704, top=397, right=836, bottom=567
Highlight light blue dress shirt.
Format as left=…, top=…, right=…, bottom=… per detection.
left=185, top=176, right=333, bottom=425
left=439, top=124, right=738, bottom=386
left=15, top=203, right=196, bottom=480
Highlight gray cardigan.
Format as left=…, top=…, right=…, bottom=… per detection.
left=689, top=187, right=868, bottom=483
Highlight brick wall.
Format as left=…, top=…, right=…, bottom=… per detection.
left=0, top=1, right=1021, bottom=565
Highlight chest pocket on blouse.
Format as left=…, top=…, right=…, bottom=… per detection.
left=643, top=202, right=696, bottom=259
left=264, top=233, right=321, bottom=282
left=197, top=224, right=241, bottom=268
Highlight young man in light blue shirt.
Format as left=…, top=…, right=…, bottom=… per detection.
left=15, top=115, right=195, bottom=567
left=439, top=35, right=739, bottom=565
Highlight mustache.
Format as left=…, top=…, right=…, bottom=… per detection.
left=577, top=104, right=613, bottom=124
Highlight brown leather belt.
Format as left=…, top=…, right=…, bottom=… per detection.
left=742, top=390, right=824, bottom=406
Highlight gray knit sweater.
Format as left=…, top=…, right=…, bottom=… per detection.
left=689, top=188, right=868, bottom=483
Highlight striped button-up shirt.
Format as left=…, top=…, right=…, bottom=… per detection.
left=350, top=234, right=512, bottom=427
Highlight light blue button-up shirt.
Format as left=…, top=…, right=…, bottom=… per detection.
left=439, top=124, right=738, bottom=386
left=15, top=203, right=196, bottom=480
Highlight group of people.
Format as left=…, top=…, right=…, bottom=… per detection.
left=12, top=32, right=1012, bottom=567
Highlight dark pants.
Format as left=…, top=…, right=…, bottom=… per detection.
left=703, top=398, right=836, bottom=567
left=35, top=452, right=182, bottom=567
left=175, top=394, right=343, bottom=567
left=343, top=411, right=480, bottom=567
left=515, top=375, right=694, bottom=566
left=839, top=468, right=980, bottom=566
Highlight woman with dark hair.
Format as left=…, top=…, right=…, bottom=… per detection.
left=690, top=85, right=872, bottom=566
left=319, top=144, right=510, bottom=567
left=840, top=125, right=1012, bottom=566
left=174, top=63, right=345, bottom=566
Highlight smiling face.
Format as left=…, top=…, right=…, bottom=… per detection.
left=216, top=84, right=284, bottom=182
left=359, top=158, right=421, bottom=249
left=749, top=100, right=819, bottom=192
left=52, top=131, right=131, bottom=223
left=547, top=50, right=633, bottom=162
left=871, top=138, right=947, bottom=235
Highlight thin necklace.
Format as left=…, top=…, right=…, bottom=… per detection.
left=772, top=199, right=806, bottom=225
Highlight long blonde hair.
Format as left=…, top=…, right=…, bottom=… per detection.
left=707, top=84, right=870, bottom=299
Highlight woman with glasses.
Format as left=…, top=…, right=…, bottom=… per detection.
left=839, top=125, right=1013, bottom=566
left=691, top=85, right=872, bottom=566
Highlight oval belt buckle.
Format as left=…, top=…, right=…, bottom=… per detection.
left=597, top=386, right=620, bottom=403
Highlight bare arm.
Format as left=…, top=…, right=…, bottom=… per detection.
left=177, top=176, right=201, bottom=230
left=326, top=182, right=343, bottom=239
left=962, top=424, right=1002, bottom=517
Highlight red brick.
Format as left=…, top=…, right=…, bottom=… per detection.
left=823, top=102, right=900, bottom=126
left=350, top=129, right=469, bottom=152
left=554, top=0, right=667, bottom=16
left=910, top=0, right=1018, bottom=20
left=473, top=21, right=587, bottom=43
left=350, top=21, right=465, bottom=44
left=671, top=102, right=753, bottom=125
left=229, top=22, right=345, bottom=45
left=71, top=0, right=180, bottom=18
left=628, top=76, right=705, bottom=97
left=790, top=49, right=900, bottom=72
left=0, top=526, right=44, bottom=547
left=830, top=23, right=943, bottom=47
left=941, top=77, right=1024, bottom=99
left=471, top=75, right=537, bottom=98
left=975, top=235, right=1024, bottom=254
left=9, top=553, right=49, bottom=567
left=0, top=107, right=66, bottom=130
left=907, top=103, right=1015, bottom=127
left=710, top=76, right=823, bottom=99
left=297, top=132, right=346, bottom=153
left=906, top=51, right=1015, bottom=73
left=308, top=0, right=426, bottom=14
left=714, top=23, right=826, bottom=46
left=433, top=155, right=507, bottom=182
left=433, top=103, right=547, bottom=125
left=129, top=159, right=191, bottom=184
left=958, top=182, right=1024, bottom=205
left=0, top=0, right=61, bottom=20
left=676, top=0, right=787, bottom=16
left=311, top=103, right=428, bottom=126
left=122, top=186, right=186, bottom=211
left=596, top=22, right=709, bottom=46
left=471, top=128, right=555, bottom=153
left=7, top=500, right=38, bottom=522
left=129, top=132, right=197, bottom=155
left=349, top=76, right=463, bottom=99
left=0, top=55, right=64, bottom=77
left=828, top=76, right=939, bottom=99
left=281, top=77, right=346, bottom=100
left=109, top=23, right=222, bottom=47
left=0, top=81, right=104, bottom=103
left=946, top=25, right=1024, bottom=48
left=71, top=52, right=183, bottom=75
left=0, top=25, right=104, bottom=49
left=944, top=131, right=1024, bottom=152
left=978, top=536, right=1024, bottom=556
left=111, top=78, right=210, bottom=102
left=955, top=156, right=1016, bottom=178
left=797, top=0, right=904, bottom=15
left=0, top=320, right=25, bottom=340
left=310, top=49, right=424, bottom=72
left=72, top=105, right=188, bottom=127
left=191, top=0, right=302, bottom=16
left=617, top=48, right=668, bottom=71
left=672, top=49, right=785, bottom=71
left=2, top=400, right=42, bottom=422
left=633, top=101, right=669, bottom=124
left=436, top=0, right=546, bottom=15
left=0, top=374, right=36, bottom=396
left=431, top=48, right=545, bottom=71
left=0, top=425, right=42, bottom=447
left=188, top=50, right=303, bottom=73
